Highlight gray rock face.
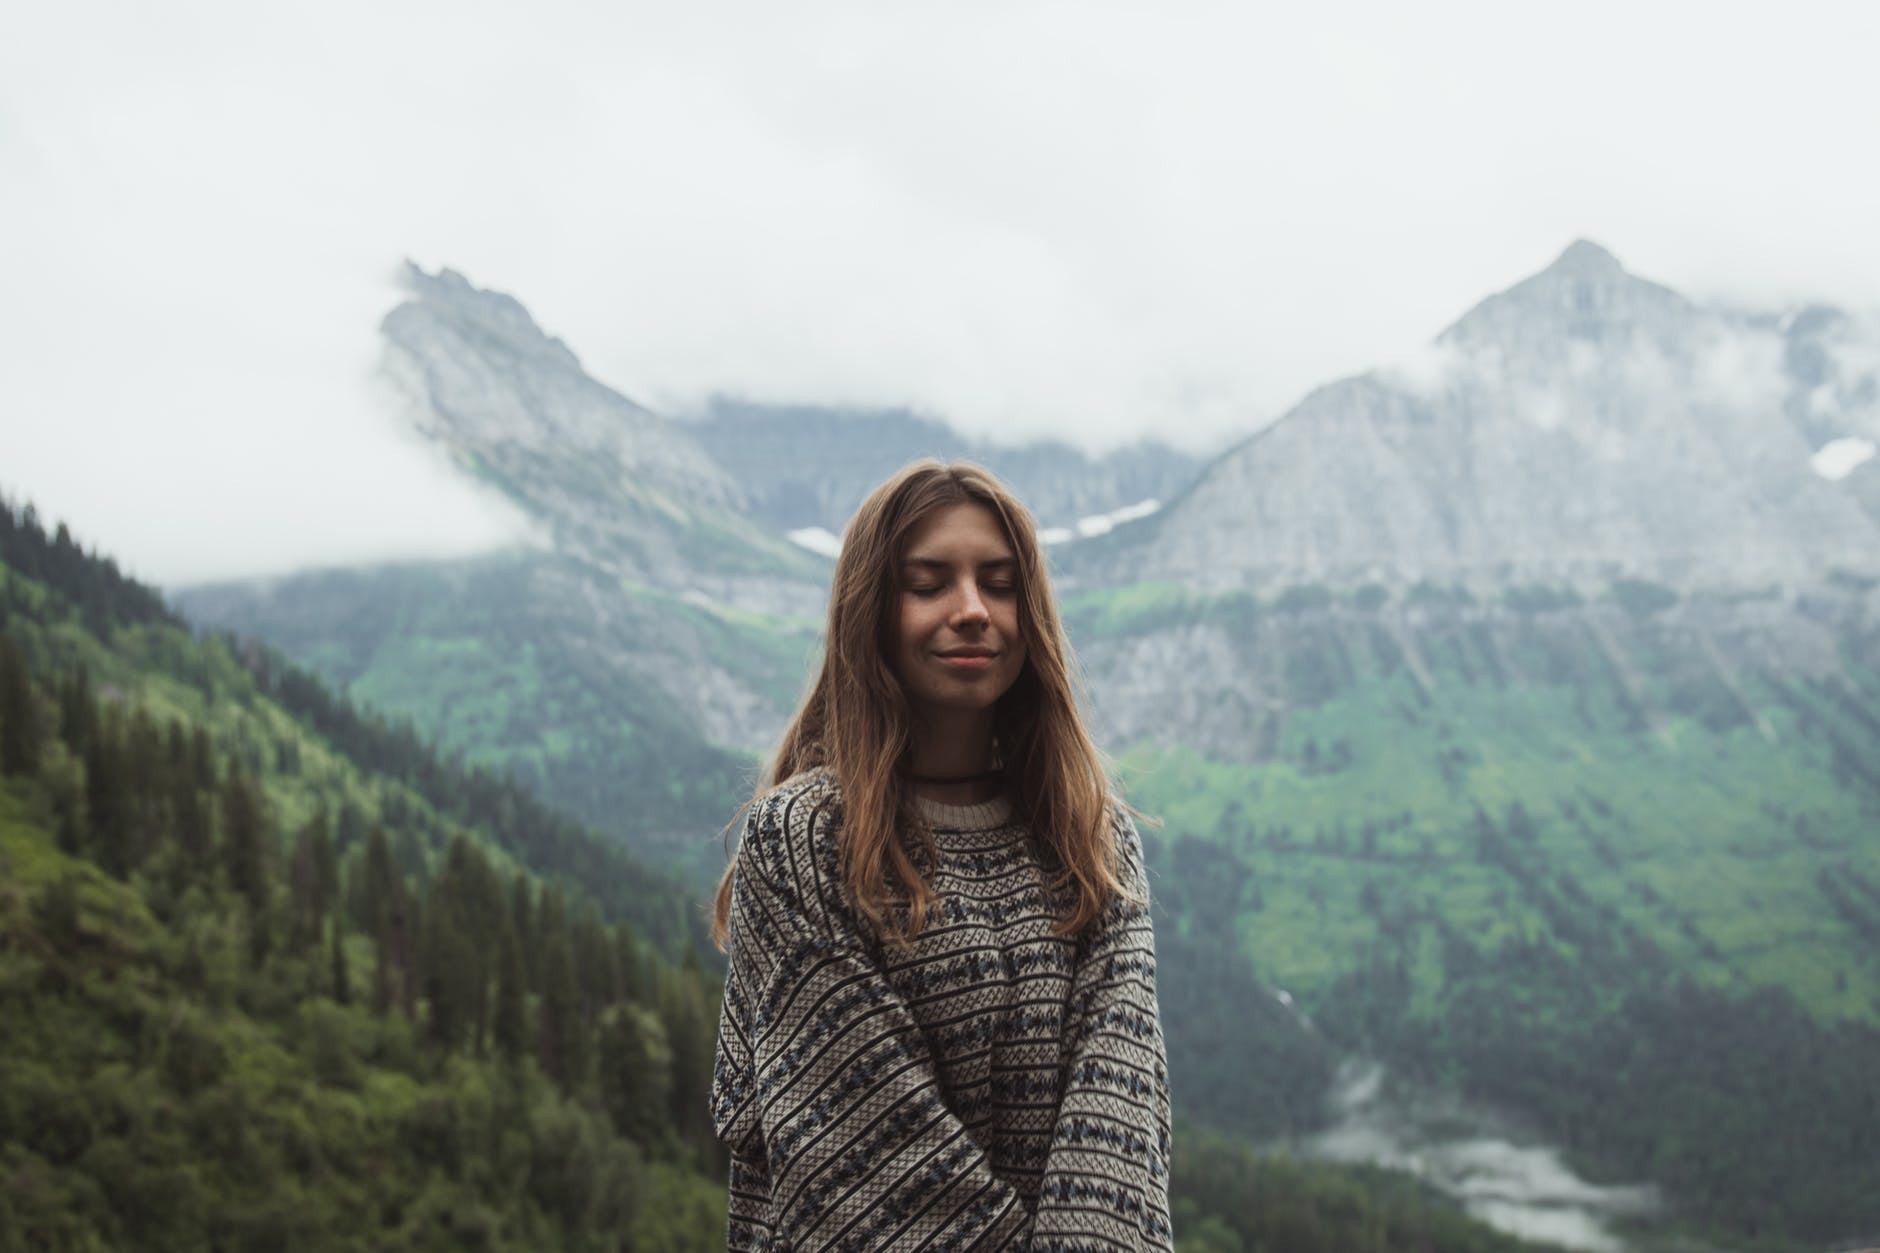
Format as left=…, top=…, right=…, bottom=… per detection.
left=680, top=399, right=1202, bottom=537
left=1070, top=241, right=1880, bottom=593
left=381, top=263, right=826, bottom=614
left=1072, top=590, right=1875, bottom=765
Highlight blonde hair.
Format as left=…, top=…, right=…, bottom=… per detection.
left=711, top=459, right=1127, bottom=948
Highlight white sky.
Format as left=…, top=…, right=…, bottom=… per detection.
left=3, top=0, right=1878, bottom=585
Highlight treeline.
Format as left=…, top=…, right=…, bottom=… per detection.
left=1317, top=800, right=1880, bottom=1248
left=0, top=495, right=705, bottom=955
left=1169, top=1128, right=1553, bottom=1253
left=1, top=501, right=1581, bottom=1252
left=0, top=614, right=726, bottom=1250
left=0, top=501, right=180, bottom=636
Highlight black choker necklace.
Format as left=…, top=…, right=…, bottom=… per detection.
left=907, top=768, right=1002, bottom=785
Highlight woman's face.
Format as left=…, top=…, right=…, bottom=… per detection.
left=892, top=501, right=1029, bottom=724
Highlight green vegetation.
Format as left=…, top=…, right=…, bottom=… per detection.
left=1077, top=584, right=1880, bottom=1247
left=172, top=554, right=780, bottom=874
left=1170, top=1128, right=1555, bottom=1253
left=0, top=501, right=729, bottom=1250
left=1, top=500, right=1567, bottom=1252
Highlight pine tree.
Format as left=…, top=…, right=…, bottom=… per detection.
left=220, top=764, right=272, bottom=966
left=0, top=634, right=40, bottom=777
left=84, top=715, right=131, bottom=877
left=329, top=912, right=351, bottom=1006
left=288, top=814, right=333, bottom=954
left=538, top=928, right=585, bottom=1092
left=509, top=872, right=536, bottom=991
left=493, top=923, right=526, bottom=1066
left=598, top=1004, right=673, bottom=1144
left=58, top=662, right=95, bottom=757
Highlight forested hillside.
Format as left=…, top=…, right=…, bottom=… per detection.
left=1, top=499, right=1567, bottom=1252
left=0, top=499, right=732, bottom=1250
left=1071, top=580, right=1880, bottom=1248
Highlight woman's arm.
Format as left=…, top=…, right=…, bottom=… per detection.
left=711, top=783, right=1035, bottom=1252
left=1028, top=808, right=1175, bottom=1252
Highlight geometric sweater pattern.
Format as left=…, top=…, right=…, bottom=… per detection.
left=709, top=769, right=1174, bottom=1251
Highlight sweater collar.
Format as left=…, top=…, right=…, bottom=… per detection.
left=914, top=793, right=1015, bottom=832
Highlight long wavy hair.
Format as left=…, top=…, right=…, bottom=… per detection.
left=710, top=459, right=1128, bottom=949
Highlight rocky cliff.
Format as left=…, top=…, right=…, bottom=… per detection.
left=1067, top=241, right=1880, bottom=593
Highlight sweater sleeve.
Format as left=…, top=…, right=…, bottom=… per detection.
left=709, top=783, right=1035, bottom=1252
left=1027, top=808, right=1175, bottom=1252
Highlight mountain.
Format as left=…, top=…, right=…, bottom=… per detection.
left=176, top=266, right=1208, bottom=870
left=0, top=499, right=1555, bottom=1253
left=1045, top=244, right=1880, bottom=1247
left=1067, top=240, right=1880, bottom=592
left=174, top=247, right=1880, bottom=1249
left=381, top=264, right=825, bottom=610
left=179, top=266, right=839, bottom=866
left=0, top=498, right=736, bottom=1249
left=680, top=397, right=1202, bottom=540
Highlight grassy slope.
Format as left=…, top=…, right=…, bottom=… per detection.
left=1110, top=621, right=1880, bottom=1022
left=0, top=520, right=1570, bottom=1253
left=174, top=554, right=810, bottom=876
left=1070, top=584, right=1880, bottom=1246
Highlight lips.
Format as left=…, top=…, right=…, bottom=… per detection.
left=936, top=649, right=997, bottom=671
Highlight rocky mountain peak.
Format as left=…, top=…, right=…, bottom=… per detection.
left=1546, top=238, right=1624, bottom=278
left=392, top=261, right=583, bottom=377
left=1071, top=241, right=1880, bottom=594
left=1438, top=238, right=1694, bottom=356
left=375, top=265, right=831, bottom=600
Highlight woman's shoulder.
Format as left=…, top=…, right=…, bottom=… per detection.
left=736, top=768, right=843, bottom=878
left=755, top=767, right=843, bottom=834
left=1103, top=793, right=1154, bottom=897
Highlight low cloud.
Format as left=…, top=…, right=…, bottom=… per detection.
left=4, top=0, right=1879, bottom=581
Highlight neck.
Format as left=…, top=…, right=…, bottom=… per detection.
left=906, top=707, right=1001, bottom=804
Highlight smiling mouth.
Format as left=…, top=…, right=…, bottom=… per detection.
left=937, top=652, right=996, bottom=669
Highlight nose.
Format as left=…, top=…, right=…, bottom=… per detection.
left=952, top=579, right=991, bottom=627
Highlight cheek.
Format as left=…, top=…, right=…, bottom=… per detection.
left=895, top=599, right=933, bottom=656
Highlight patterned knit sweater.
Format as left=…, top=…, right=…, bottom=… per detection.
left=709, top=769, right=1174, bottom=1251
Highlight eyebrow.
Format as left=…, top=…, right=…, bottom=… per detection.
left=901, top=556, right=1018, bottom=571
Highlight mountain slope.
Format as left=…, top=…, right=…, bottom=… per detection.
left=1069, top=241, right=1880, bottom=592
left=0, top=499, right=1559, bottom=1253
left=0, top=499, right=736, bottom=1250
left=382, top=264, right=826, bottom=606
left=682, top=397, right=1200, bottom=538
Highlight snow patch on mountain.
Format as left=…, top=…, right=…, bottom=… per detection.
left=1811, top=437, right=1877, bottom=481
left=1040, top=498, right=1161, bottom=545
left=786, top=526, right=844, bottom=558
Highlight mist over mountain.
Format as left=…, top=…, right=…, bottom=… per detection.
left=169, top=246, right=1880, bottom=1250
left=680, top=398, right=1202, bottom=540
left=1068, top=240, right=1880, bottom=593
left=380, top=263, right=827, bottom=615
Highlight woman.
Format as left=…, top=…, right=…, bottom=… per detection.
left=709, top=460, right=1173, bottom=1251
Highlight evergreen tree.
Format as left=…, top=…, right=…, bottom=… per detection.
left=538, top=928, right=585, bottom=1092
left=597, top=1004, right=673, bottom=1144
left=329, top=911, right=351, bottom=1006
left=0, top=634, right=40, bottom=776
left=287, top=813, right=334, bottom=954
left=493, top=922, right=527, bottom=1066
left=58, top=661, right=95, bottom=756
left=421, top=889, right=474, bottom=1050
left=84, top=714, right=131, bottom=877
left=509, top=872, right=536, bottom=991
left=220, top=765, right=272, bottom=966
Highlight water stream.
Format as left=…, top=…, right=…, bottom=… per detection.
left=1301, top=1060, right=1662, bottom=1251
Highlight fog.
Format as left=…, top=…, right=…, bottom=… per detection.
left=4, top=0, right=1879, bottom=583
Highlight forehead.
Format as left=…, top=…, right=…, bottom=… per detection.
left=900, top=501, right=1015, bottom=561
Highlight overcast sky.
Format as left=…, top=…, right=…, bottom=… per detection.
left=4, top=0, right=1878, bottom=585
